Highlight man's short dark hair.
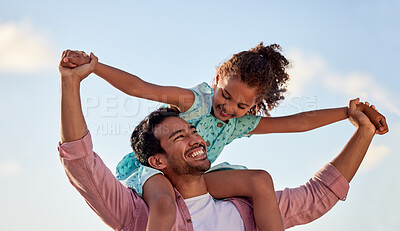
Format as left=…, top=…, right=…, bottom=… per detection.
left=130, top=107, right=180, bottom=167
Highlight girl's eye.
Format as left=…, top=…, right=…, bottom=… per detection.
left=222, top=91, right=230, bottom=99
left=238, top=105, right=246, bottom=110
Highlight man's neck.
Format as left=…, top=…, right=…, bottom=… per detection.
left=168, top=174, right=208, bottom=199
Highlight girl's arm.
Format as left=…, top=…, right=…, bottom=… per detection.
left=249, top=103, right=388, bottom=135
left=249, top=107, right=348, bottom=134
left=63, top=50, right=195, bottom=112
left=94, top=62, right=195, bottom=112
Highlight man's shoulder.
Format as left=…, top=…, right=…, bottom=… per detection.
left=225, top=197, right=256, bottom=231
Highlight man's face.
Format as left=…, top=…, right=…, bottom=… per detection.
left=153, top=116, right=210, bottom=175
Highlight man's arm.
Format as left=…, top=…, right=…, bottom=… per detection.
left=59, top=51, right=93, bottom=143
left=330, top=98, right=376, bottom=182
left=58, top=53, right=148, bottom=230
left=331, top=127, right=374, bottom=182
left=275, top=99, right=378, bottom=229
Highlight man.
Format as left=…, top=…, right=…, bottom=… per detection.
left=58, top=52, right=379, bottom=230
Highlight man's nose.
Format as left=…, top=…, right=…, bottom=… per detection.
left=188, top=133, right=202, bottom=146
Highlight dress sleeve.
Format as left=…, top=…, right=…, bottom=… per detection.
left=226, top=114, right=262, bottom=144
left=179, top=82, right=213, bottom=123
left=276, top=163, right=349, bottom=229
left=58, top=132, right=148, bottom=230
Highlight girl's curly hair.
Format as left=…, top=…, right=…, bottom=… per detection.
left=216, top=43, right=290, bottom=116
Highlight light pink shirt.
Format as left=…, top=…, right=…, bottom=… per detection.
left=58, top=132, right=349, bottom=231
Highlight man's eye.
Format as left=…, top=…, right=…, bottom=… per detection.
left=174, top=135, right=184, bottom=141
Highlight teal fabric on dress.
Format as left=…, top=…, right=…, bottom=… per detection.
left=116, top=82, right=262, bottom=194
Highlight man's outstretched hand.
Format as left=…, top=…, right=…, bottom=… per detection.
left=356, top=102, right=388, bottom=135
left=59, top=50, right=98, bottom=82
left=349, top=98, right=376, bottom=132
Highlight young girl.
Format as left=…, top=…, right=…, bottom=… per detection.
left=62, top=44, right=387, bottom=231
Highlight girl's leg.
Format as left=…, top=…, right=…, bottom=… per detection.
left=142, top=174, right=176, bottom=231
left=204, top=170, right=284, bottom=231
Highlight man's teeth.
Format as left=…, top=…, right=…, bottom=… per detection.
left=189, top=149, right=204, bottom=158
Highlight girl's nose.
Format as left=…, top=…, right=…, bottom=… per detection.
left=223, top=104, right=235, bottom=115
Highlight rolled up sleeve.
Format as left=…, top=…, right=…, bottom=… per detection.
left=58, top=132, right=148, bottom=230
left=276, top=163, right=350, bottom=229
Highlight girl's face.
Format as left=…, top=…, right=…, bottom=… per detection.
left=212, top=75, right=258, bottom=122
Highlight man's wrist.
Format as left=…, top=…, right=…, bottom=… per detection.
left=61, top=77, right=81, bottom=91
left=357, top=123, right=375, bottom=135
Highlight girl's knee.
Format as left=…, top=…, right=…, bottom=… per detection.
left=150, top=193, right=176, bottom=213
left=250, top=170, right=274, bottom=191
left=147, top=193, right=176, bottom=228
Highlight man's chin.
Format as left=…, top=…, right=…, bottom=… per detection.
left=170, top=159, right=211, bottom=175
left=200, top=161, right=211, bottom=173
left=195, top=159, right=211, bottom=173
left=191, top=159, right=211, bottom=174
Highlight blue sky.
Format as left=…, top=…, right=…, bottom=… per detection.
left=1, top=1, right=399, bottom=230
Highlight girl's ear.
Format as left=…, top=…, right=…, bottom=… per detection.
left=148, top=154, right=167, bottom=170
left=215, top=75, right=220, bottom=85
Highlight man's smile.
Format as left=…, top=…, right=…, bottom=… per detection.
left=185, top=145, right=206, bottom=159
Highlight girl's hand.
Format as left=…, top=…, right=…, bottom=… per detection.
left=348, top=98, right=375, bottom=132
left=60, top=50, right=92, bottom=68
left=356, top=101, right=388, bottom=135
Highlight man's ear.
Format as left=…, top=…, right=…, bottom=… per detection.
left=148, top=154, right=167, bottom=170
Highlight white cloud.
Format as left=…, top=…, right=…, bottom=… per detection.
left=285, top=49, right=400, bottom=116
left=286, top=50, right=326, bottom=95
left=360, top=145, right=391, bottom=173
left=323, top=73, right=370, bottom=99
left=323, top=73, right=400, bottom=116
left=0, top=20, right=57, bottom=73
left=0, top=160, right=22, bottom=178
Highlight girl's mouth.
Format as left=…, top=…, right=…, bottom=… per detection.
left=218, top=106, right=231, bottom=118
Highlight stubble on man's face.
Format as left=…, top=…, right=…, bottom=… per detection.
left=154, top=117, right=211, bottom=176
left=166, top=154, right=210, bottom=176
